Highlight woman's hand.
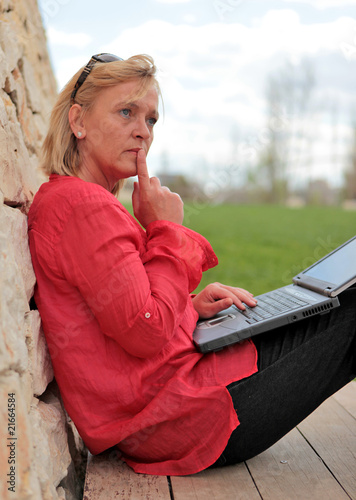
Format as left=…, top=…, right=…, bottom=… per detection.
left=132, top=149, right=184, bottom=228
left=191, top=282, right=257, bottom=319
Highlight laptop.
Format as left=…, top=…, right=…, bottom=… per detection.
left=193, top=235, right=356, bottom=353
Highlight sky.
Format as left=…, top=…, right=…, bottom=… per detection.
left=37, top=0, right=356, bottom=192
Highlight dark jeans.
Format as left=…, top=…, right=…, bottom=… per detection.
left=211, top=286, right=356, bottom=467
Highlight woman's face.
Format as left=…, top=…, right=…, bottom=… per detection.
left=75, top=79, right=159, bottom=190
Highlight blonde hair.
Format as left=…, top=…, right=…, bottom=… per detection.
left=40, top=54, right=160, bottom=196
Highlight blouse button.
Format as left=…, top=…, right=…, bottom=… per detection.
left=144, top=312, right=151, bottom=319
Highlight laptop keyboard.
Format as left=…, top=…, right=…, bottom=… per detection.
left=242, top=289, right=310, bottom=324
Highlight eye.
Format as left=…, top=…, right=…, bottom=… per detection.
left=147, top=117, right=157, bottom=127
left=120, top=108, right=131, bottom=118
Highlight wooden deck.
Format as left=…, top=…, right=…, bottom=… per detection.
left=83, top=382, right=356, bottom=500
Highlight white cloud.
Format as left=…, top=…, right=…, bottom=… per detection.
left=47, top=26, right=92, bottom=48
left=281, top=0, right=356, bottom=8
left=55, top=56, right=89, bottom=89
left=51, top=11, right=355, bottom=182
left=95, top=13, right=355, bottom=173
left=102, top=13, right=356, bottom=74
left=183, top=13, right=196, bottom=23
left=155, top=0, right=191, bottom=3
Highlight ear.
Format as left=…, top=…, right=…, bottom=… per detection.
left=68, top=104, right=86, bottom=139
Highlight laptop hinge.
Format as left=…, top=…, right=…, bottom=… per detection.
left=293, top=276, right=334, bottom=296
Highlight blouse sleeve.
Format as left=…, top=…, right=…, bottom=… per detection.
left=57, top=194, right=218, bottom=359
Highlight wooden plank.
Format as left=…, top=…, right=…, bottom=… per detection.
left=246, top=425, right=350, bottom=500
left=82, top=384, right=355, bottom=500
left=298, top=394, right=356, bottom=499
left=333, top=382, right=356, bottom=419
left=83, top=450, right=171, bottom=500
left=171, top=462, right=260, bottom=500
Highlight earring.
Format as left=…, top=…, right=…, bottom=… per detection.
left=77, top=131, right=82, bottom=138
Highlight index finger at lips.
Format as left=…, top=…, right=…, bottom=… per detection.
left=136, top=149, right=150, bottom=187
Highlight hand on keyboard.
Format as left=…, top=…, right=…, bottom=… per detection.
left=192, top=282, right=258, bottom=319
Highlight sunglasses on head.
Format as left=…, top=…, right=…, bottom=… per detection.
left=70, top=53, right=124, bottom=104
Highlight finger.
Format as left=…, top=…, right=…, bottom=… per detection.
left=228, top=296, right=247, bottom=311
left=132, top=182, right=140, bottom=212
left=149, top=176, right=162, bottom=187
left=136, top=149, right=150, bottom=188
left=219, top=285, right=257, bottom=306
left=207, top=297, right=234, bottom=317
left=132, top=181, right=139, bottom=200
left=233, top=292, right=257, bottom=309
left=235, top=289, right=257, bottom=305
left=206, top=285, right=246, bottom=311
left=217, top=287, right=257, bottom=310
left=237, top=288, right=255, bottom=298
left=221, top=285, right=255, bottom=298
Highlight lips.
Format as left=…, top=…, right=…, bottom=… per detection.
left=126, top=148, right=141, bottom=154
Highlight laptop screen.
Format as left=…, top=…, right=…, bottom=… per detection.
left=303, top=237, right=356, bottom=285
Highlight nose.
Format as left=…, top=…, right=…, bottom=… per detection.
left=133, top=117, right=151, bottom=141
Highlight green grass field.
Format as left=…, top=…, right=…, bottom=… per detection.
left=124, top=202, right=356, bottom=295
left=183, top=204, right=356, bottom=295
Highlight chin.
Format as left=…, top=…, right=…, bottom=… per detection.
left=113, top=164, right=136, bottom=180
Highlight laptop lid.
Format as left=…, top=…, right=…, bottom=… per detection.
left=293, top=236, right=356, bottom=297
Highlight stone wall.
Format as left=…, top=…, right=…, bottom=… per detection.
left=0, top=1, right=86, bottom=499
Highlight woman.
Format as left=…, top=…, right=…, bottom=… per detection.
left=28, top=53, right=355, bottom=476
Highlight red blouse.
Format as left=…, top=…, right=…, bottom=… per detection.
left=28, top=174, right=257, bottom=476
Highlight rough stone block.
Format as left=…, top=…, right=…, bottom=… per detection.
left=19, top=56, right=42, bottom=114
left=30, top=391, right=72, bottom=499
left=25, top=310, right=54, bottom=397
left=1, top=203, right=36, bottom=300
left=0, top=111, right=41, bottom=207
left=0, top=17, right=21, bottom=72
left=0, top=372, right=42, bottom=500
left=0, top=222, right=29, bottom=374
